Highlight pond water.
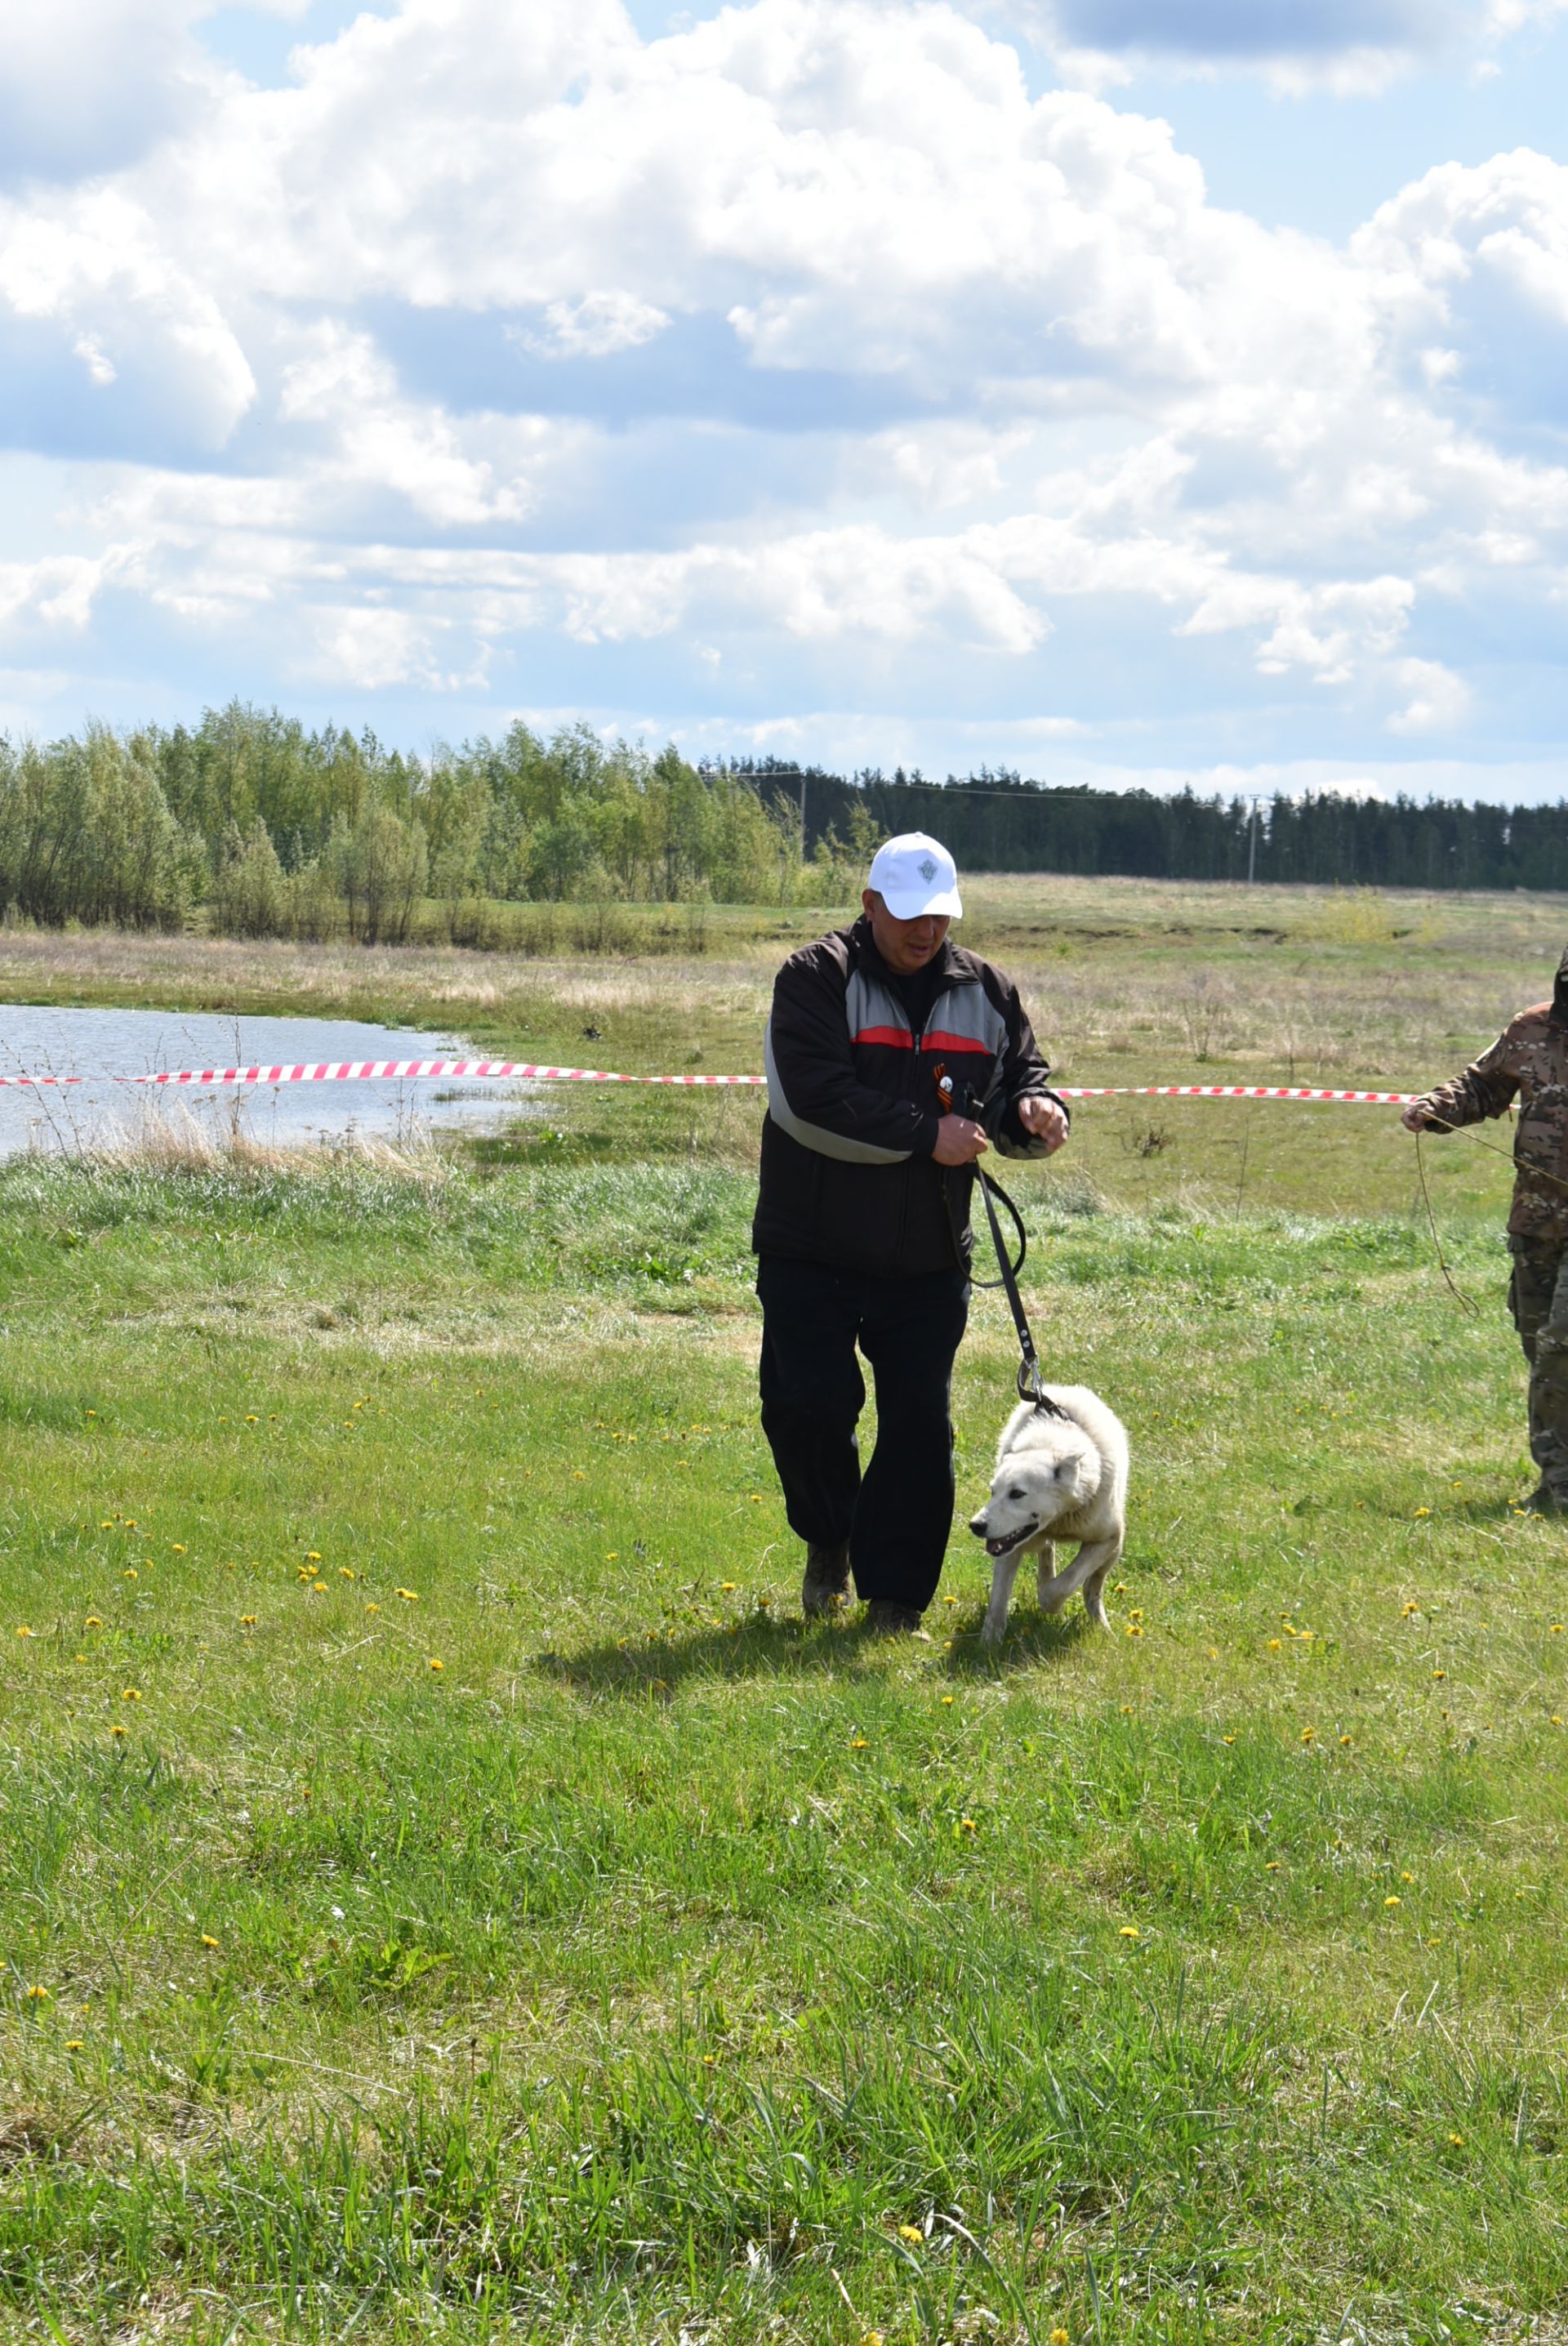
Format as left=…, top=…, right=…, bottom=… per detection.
left=0, top=1006, right=538, bottom=1157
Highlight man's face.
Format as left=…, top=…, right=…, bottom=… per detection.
left=862, top=888, right=951, bottom=975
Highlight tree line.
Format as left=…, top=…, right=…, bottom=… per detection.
left=0, top=710, right=844, bottom=944
left=733, top=760, right=1568, bottom=893
left=0, top=709, right=1562, bottom=944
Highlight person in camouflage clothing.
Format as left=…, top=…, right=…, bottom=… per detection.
left=1403, top=947, right=1568, bottom=1514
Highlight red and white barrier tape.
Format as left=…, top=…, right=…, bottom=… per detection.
left=1058, top=1083, right=1417, bottom=1104
left=0, top=1059, right=1421, bottom=1103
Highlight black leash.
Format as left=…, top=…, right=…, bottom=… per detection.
left=936, top=1064, right=1068, bottom=1419
left=975, top=1162, right=1068, bottom=1415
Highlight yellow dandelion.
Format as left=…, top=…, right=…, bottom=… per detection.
left=305, top=1550, right=321, bottom=1562
left=1223, top=1733, right=1236, bottom=1745
left=1552, top=1715, right=1563, bottom=1727
left=1267, top=1638, right=1282, bottom=1651
left=428, top=1657, right=444, bottom=1671
left=1265, top=1861, right=1282, bottom=1872
left=339, top=1568, right=356, bottom=1580
left=245, top=1413, right=258, bottom=1422
left=1401, top=1870, right=1414, bottom=1881
left=1300, top=1727, right=1316, bottom=1743
left=941, top=1694, right=954, bottom=1705
left=239, top=1614, right=257, bottom=1626
left=1050, top=2330, right=1071, bottom=2346
left=1414, top=1507, right=1431, bottom=1519
left=1552, top=1624, right=1565, bottom=1635
left=65, top=2039, right=84, bottom=2050
left=572, top=1470, right=586, bottom=1480
left=1125, top=1623, right=1143, bottom=1639
left=24, top=1985, right=49, bottom=2001
left=85, top=1616, right=101, bottom=1628
left=201, top=1933, right=219, bottom=1949
left=171, top=1544, right=186, bottom=1554
left=109, top=1724, right=126, bottom=1738
left=1118, top=1925, right=1139, bottom=1939
left=365, top=1601, right=381, bottom=1614
left=849, top=1736, right=868, bottom=1750
left=122, top=1568, right=137, bottom=1581
left=1339, top=1733, right=1352, bottom=1746
left=1127, top=1607, right=1143, bottom=1621
left=1447, top=2132, right=1463, bottom=2148
left=121, top=1688, right=141, bottom=1702
left=99, top=1519, right=113, bottom=1529
left=1401, top=1602, right=1420, bottom=1618
left=720, top=1581, right=737, bottom=1592
left=1384, top=1894, right=1401, bottom=1907
left=606, top=1552, right=618, bottom=1561
left=396, top=1588, right=419, bottom=1602
left=898, top=2224, right=924, bottom=2243
left=1432, top=1669, right=1446, bottom=1681
left=15, top=1625, right=32, bottom=1638
left=959, top=1817, right=977, bottom=1833
left=1209, top=1646, right=1219, bottom=1659
left=124, top=1520, right=136, bottom=1530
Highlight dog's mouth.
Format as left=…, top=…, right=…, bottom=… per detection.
left=981, top=1520, right=1039, bottom=1559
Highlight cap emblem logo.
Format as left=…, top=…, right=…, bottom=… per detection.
left=919, top=856, right=938, bottom=883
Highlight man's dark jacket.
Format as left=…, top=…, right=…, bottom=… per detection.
left=751, top=917, right=1065, bottom=1278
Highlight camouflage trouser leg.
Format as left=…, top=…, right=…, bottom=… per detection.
left=1508, top=1238, right=1568, bottom=1495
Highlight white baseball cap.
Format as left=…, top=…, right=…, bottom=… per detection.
left=866, top=832, right=963, bottom=920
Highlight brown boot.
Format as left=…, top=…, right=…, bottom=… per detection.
left=802, top=1541, right=851, bottom=1617
left=864, top=1600, right=932, bottom=1640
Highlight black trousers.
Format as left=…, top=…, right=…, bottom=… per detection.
left=756, top=1254, right=970, bottom=1613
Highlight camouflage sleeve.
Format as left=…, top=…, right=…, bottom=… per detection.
left=1417, top=1031, right=1519, bottom=1130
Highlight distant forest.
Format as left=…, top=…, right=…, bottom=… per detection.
left=742, top=759, right=1568, bottom=894
left=0, top=706, right=1562, bottom=943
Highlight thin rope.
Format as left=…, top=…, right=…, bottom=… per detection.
left=1424, top=1111, right=1568, bottom=1198
left=1414, top=1126, right=1478, bottom=1316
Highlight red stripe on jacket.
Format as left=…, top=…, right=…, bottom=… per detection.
left=920, top=1030, right=993, bottom=1055
left=851, top=1026, right=994, bottom=1054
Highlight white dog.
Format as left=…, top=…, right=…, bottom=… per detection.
left=967, top=1386, right=1129, bottom=1642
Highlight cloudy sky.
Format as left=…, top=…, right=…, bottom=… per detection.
left=4, top=0, right=1568, bottom=798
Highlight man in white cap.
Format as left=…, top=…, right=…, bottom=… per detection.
left=752, top=832, right=1069, bottom=1633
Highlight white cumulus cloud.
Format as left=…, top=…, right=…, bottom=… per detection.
left=0, top=0, right=1562, bottom=774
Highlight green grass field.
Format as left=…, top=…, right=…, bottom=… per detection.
left=2, top=881, right=1568, bottom=2343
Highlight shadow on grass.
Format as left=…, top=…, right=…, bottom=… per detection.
left=535, top=1600, right=1093, bottom=1697
left=1454, top=1495, right=1550, bottom=1526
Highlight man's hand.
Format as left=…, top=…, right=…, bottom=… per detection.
left=933, top=1114, right=989, bottom=1166
left=1401, top=1100, right=1433, bottom=1133
left=1018, top=1095, right=1070, bottom=1154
